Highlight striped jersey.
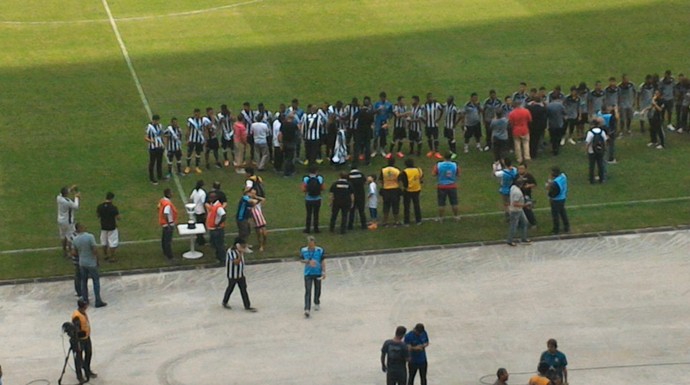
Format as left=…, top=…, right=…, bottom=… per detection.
left=408, top=105, right=424, bottom=132
left=332, top=106, right=346, bottom=130
left=164, top=125, right=182, bottom=152
left=202, top=114, right=218, bottom=140
left=187, top=116, right=205, bottom=143
left=217, top=112, right=233, bottom=141
left=343, top=104, right=360, bottom=129
left=302, top=113, right=324, bottom=140
left=423, top=102, right=443, bottom=127
left=444, top=103, right=460, bottom=129
left=393, top=104, right=409, bottom=129
left=146, top=122, right=164, bottom=150
left=240, top=109, right=255, bottom=127
left=225, top=248, right=245, bottom=279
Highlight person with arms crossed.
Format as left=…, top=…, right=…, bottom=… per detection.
left=189, top=180, right=207, bottom=246
left=96, top=192, right=120, bottom=262
left=158, top=188, right=177, bottom=260
left=404, top=323, right=429, bottom=385
left=185, top=108, right=205, bottom=175
left=57, top=185, right=80, bottom=258
left=300, top=235, right=325, bottom=317
left=222, top=237, right=257, bottom=312
left=145, top=114, right=165, bottom=184
left=302, top=166, right=325, bottom=233
left=163, top=117, right=184, bottom=178
left=381, top=326, right=410, bottom=385
left=432, top=152, right=460, bottom=221
left=462, top=92, right=483, bottom=153
left=72, top=298, right=98, bottom=383
left=250, top=117, right=271, bottom=170
left=73, top=223, right=107, bottom=308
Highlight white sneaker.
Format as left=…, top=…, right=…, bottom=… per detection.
left=463, top=145, right=469, bottom=153
left=560, top=138, right=566, bottom=146
left=667, top=124, right=676, bottom=131
left=607, top=159, right=618, bottom=164
left=380, top=150, right=388, bottom=157
left=656, top=144, right=664, bottom=149
left=483, top=145, right=490, bottom=151
left=304, top=310, right=310, bottom=318
left=314, top=304, right=320, bottom=311
left=476, top=144, right=483, bottom=151
left=371, top=151, right=378, bottom=158
left=678, top=128, right=684, bottom=133
left=646, top=142, right=655, bottom=147
left=568, top=138, right=576, bottom=145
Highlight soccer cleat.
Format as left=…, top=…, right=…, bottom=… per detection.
left=450, top=152, right=458, bottom=160
left=223, top=160, right=230, bottom=167
left=560, top=138, right=566, bottom=146
left=151, top=180, right=159, bottom=185
left=656, top=144, right=664, bottom=149
left=607, top=159, right=618, bottom=164
left=463, top=145, right=469, bottom=154
left=184, top=167, right=191, bottom=174
left=434, top=152, right=443, bottom=159
left=667, top=124, right=676, bottom=131
left=380, top=150, right=388, bottom=157
left=476, top=143, right=483, bottom=151
left=426, top=151, right=434, bottom=158
left=646, top=142, right=655, bottom=147
left=396, top=152, right=405, bottom=158
left=195, top=167, right=203, bottom=174
left=568, top=138, right=576, bottom=145
left=302, top=159, right=309, bottom=165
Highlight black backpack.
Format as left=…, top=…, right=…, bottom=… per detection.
left=306, top=176, right=322, bottom=197
left=591, top=129, right=606, bottom=155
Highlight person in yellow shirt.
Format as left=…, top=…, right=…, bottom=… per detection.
left=379, top=157, right=401, bottom=226
left=400, top=159, right=423, bottom=225
left=72, top=298, right=98, bottom=383
left=528, top=362, right=551, bottom=385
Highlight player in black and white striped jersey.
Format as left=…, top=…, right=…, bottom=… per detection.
left=301, top=104, right=326, bottom=166
left=240, top=102, right=256, bottom=162
left=443, top=96, right=461, bottom=157
left=203, top=107, right=222, bottom=169
left=408, top=96, right=424, bottom=156
left=390, top=96, right=410, bottom=158
left=163, top=117, right=183, bottom=178
left=145, top=114, right=164, bottom=184
left=218, top=104, right=234, bottom=167
left=423, top=93, right=444, bottom=159
left=185, top=108, right=205, bottom=175
left=343, top=98, right=360, bottom=155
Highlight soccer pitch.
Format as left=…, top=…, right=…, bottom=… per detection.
left=1, top=0, right=690, bottom=278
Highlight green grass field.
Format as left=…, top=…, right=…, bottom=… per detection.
left=1, top=0, right=690, bottom=280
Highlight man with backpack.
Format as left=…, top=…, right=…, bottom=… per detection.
left=302, top=166, right=325, bottom=233
left=585, top=117, right=608, bottom=184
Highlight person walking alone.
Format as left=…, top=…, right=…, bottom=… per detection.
left=300, top=236, right=325, bottom=318
left=222, top=237, right=257, bottom=312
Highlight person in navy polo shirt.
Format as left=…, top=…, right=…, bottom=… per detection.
left=404, top=323, right=430, bottom=385
left=300, top=236, right=325, bottom=318
left=539, top=338, right=568, bottom=383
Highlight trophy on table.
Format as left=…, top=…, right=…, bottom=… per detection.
left=185, top=203, right=197, bottom=229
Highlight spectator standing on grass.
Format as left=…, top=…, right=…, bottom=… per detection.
left=279, top=113, right=299, bottom=176
left=145, top=114, right=164, bottom=184
left=517, top=164, right=537, bottom=227
left=490, top=109, right=509, bottom=162
left=585, top=117, right=608, bottom=184
left=507, top=179, right=531, bottom=246
left=302, top=167, right=325, bottom=234
left=380, top=157, right=402, bottom=226
left=222, top=237, right=257, bottom=312
left=527, top=96, right=547, bottom=159
left=348, top=166, right=367, bottom=230
left=400, top=158, right=423, bottom=226
left=381, top=326, right=410, bottom=385
left=205, top=192, right=226, bottom=263
left=272, top=111, right=284, bottom=171
left=185, top=108, right=205, bottom=175
left=494, top=368, right=509, bottom=385
left=462, top=92, right=483, bottom=153
left=189, top=180, right=207, bottom=246
left=158, top=188, right=177, bottom=260
left=405, top=323, right=430, bottom=385
left=164, top=117, right=184, bottom=178
left=58, top=185, right=80, bottom=258
left=494, top=158, right=517, bottom=221
left=546, top=167, right=570, bottom=235
left=390, top=95, right=410, bottom=157
left=96, top=192, right=120, bottom=263
left=638, top=75, right=655, bottom=133
left=73, top=223, right=107, bottom=308
left=588, top=81, right=605, bottom=117
left=680, top=80, right=690, bottom=133
left=540, top=339, right=568, bottom=383
left=300, top=236, right=325, bottom=318
left=546, top=95, right=566, bottom=156
left=508, top=100, right=532, bottom=164
left=432, top=152, right=460, bottom=221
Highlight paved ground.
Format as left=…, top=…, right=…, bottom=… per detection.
left=2, top=230, right=690, bottom=385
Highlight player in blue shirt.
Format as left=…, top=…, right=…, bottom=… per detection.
left=300, top=236, right=325, bottom=318
left=374, top=91, right=394, bottom=157
left=540, top=339, right=568, bottom=383
left=404, top=323, right=430, bottom=385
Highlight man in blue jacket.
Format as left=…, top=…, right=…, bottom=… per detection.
left=546, top=167, right=570, bottom=234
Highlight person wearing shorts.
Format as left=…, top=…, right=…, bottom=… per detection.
left=185, top=108, right=205, bottom=175
left=218, top=104, right=234, bottom=167
left=390, top=96, right=409, bottom=157
left=57, top=186, right=80, bottom=258
left=463, top=93, right=483, bottom=153
left=407, top=96, right=424, bottom=156
left=96, top=192, right=120, bottom=262
left=249, top=190, right=268, bottom=252
left=432, top=153, right=460, bottom=220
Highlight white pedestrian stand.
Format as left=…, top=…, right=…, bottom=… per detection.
left=177, top=224, right=206, bottom=259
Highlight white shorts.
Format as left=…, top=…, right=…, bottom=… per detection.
left=58, top=223, right=75, bottom=239
left=100, top=229, right=120, bottom=248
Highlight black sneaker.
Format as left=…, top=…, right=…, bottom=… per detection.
left=222, top=303, right=231, bottom=309
left=245, top=307, right=257, bottom=313
left=95, top=302, right=107, bottom=308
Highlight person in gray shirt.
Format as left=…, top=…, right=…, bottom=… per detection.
left=381, top=326, right=410, bottom=385
left=618, top=74, right=637, bottom=135
left=604, top=77, right=619, bottom=109
left=462, top=93, right=483, bottom=153
left=658, top=70, right=676, bottom=127
left=483, top=90, right=502, bottom=151
left=547, top=96, right=566, bottom=156
left=72, top=223, right=107, bottom=307
left=680, top=79, right=690, bottom=133
left=638, top=75, right=655, bottom=133
left=563, top=86, right=580, bottom=144
left=490, top=110, right=509, bottom=162
left=588, top=81, right=605, bottom=115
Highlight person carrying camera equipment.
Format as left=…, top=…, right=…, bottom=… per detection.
left=71, top=298, right=98, bottom=383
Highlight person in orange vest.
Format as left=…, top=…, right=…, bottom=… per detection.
left=72, top=298, right=97, bottom=383
left=158, top=188, right=178, bottom=260
left=379, top=157, right=401, bottom=226
left=205, top=192, right=227, bottom=263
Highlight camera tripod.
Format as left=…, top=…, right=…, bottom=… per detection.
left=58, top=345, right=85, bottom=385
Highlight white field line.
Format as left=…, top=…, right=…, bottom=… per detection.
left=2, top=195, right=689, bottom=256
left=0, top=0, right=263, bottom=25
left=100, top=0, right=186, bottom=201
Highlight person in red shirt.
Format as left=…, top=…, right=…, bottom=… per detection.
left=508, top=101, right=532, bottom=163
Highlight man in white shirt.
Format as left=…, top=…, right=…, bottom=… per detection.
left=57, top=185, right=80, bottom=258
left=190, top=180, right=207, bottom=246
left=250, top=120, right=271, bottom=171
left=272, top=112, right=283, bottom=171
left=585, top=117, right=608, bottom=184
left=507, top=180, right=530, bottom=246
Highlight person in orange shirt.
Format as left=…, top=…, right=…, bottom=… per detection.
left=508, top=100, right=533, bottom=163
left=528, top=362, right=551, bottom=385
left=206, top=192, right=227, bottom=263
left=158, top=188, right=178, bottom=260
left=72, top=298, right=97, bottom=383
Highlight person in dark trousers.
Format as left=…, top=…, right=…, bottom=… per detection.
left=353, top=96, right=375, bottom=166
left=517, top=164, right=537, bottom=227
left=205, top=192, right=226, bottom=263
left=585, top=118, right=608, bottom=184
left=302, top=167, right=325, bottom=233
left=381, top=326, right=410, bottom=385
left=145, top=114, right=164, bottom=184
left=647, top=89, right=666, bottom=149
left=380, top=157, right=402, bottom=226
left=347, top=166, right=367, bottom=230
left=72, top=298, right=98, bottom=383
left=546, top=167, right=570, bottom=235
left=222, top=237, right=257, bottom=312
left=328, top=172, right=354, bottom=234
left=400, top=158, right=423, bottom=225
left=278, top=113, right=299, bottom=176
left=300, top=236, right=325, bottom=317
left=404, top=323, right=430, bottom=385
left=527, top=96, right=547, bottom=159
left=158, top=188, right=177, bottom=260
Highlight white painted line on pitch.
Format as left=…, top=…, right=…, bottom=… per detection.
left=0, top=0, right=264, bottom=25
left=100, top=0, right=187, bottom=201
left=3, top=195, right=689, bottom=256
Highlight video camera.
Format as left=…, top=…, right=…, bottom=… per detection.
left=62, top=321, right=78, bottom=349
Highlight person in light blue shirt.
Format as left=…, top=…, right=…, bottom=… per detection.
left=72, top=223, right=107, bottom=308
left=300, top=236, right=325, bottom=317
left=493, top=158, right=518, bottom=221
left=374, top=91, right=394, bottom=156
left=540, top=338, right=568, bottom=383
left=547, top=167, right=570, bottom=234
left=404, top=323, right=430, bottom=385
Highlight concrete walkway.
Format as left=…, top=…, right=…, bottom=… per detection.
left=2, top=230, right=690, bottom=385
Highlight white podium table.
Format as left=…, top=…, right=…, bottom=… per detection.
left=177, top=224, right=207, bottom=259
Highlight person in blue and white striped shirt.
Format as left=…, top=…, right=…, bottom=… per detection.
left=185, top=108, right=205, bottom=175
left=408, top=96, right=424, bottom=156
left=145, top=114, right=164, bottom=184
left=301, top=105, right=325, bottom=166
left=163, top=117, right=183, bottom=178
left=390, top=96, right=409, bottom=157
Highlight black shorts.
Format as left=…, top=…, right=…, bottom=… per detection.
left=408, top=130, right=422, bottom=143
left=188, top=142, right=203, bottom=154
left=206, top=138, right=219, bottom=150
left=425, top=126, right=439, bottom=139
left=166, top=150, right=182, bottom=160
left=222, top=138, right=234, bottom=149
left=437, top=188, right=458, bottom=206
left=464, top=123, right=482, bottom=140
left=444, top=128, right=455, bottom=140
left=393, top=126, right=406, bottom=140
left=377, top=127, right=388, bottom=138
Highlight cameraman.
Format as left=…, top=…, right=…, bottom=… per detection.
left=72, top=299, right=98, bottom=382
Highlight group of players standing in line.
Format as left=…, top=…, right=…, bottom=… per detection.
left=143, top=70, right=689, bottom=184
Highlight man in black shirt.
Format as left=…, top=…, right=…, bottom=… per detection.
left=96, top=192, right=120, bottom=262
left=381, top=326, right=410, bottom=385
left=526, top=96, right=547, bottom=159
left=353, top=97, right=375, bottom=166
left=517, top=164, right=537, bottom=226
left=279, top=114, right=299, bottom=176
left=347, top=166, right=367, bottom=230
left=328, top=172, right=354, bottom=234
